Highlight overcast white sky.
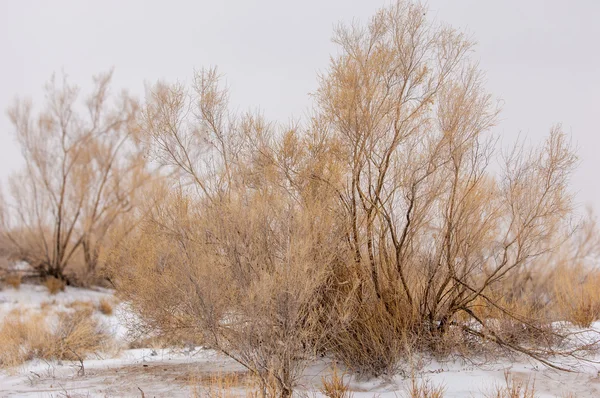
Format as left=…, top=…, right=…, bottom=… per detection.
left=1, top=0, right=599, bottom=211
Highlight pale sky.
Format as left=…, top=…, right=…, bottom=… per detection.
left=1, top=0, right=599, bottom=212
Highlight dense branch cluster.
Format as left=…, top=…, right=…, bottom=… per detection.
left=2, top=2, right=598, bottom=396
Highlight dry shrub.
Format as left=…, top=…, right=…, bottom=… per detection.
left=320, top=366, right=353, bottom=398
left=2, top=71, right=153, bottom=283
left=4, top=273, right=22, bottom=289
left=0, top=310, right=52, bottom=367
left=485, top=371, right=536, bottom=398
left=52, top=308, right=110, bottom=361
left=406, top=374, right=445, bottom=398
left=469, top=287, right=558, bottom=352
left=109, top=126, right=342, bottom=397
left=106, top=0, right=595, bottom=388
left=45, top=276, right=66, bottom=295
left=311, top=0, right=584, bottom=374
left=553, top=266, right=600, bottom=328
left=98, top=298, right=114, bottom=315
left=0, top=308, right=111, bottom=368
left=324, top=294, right=417, bottom=377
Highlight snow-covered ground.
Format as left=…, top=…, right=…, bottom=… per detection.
left=1, top=284, right=600, bottom=397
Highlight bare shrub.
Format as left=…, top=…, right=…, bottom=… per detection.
left=1, top=71, right=153, bottom=283
left=103, top=0, right=597, bottom=388
left=107, top=61, right=349, bottom=397
left=53, top=308, right=111, bottom=361
left=45, top=276, right=66, bottom=295
left=312, top=0, right=589, bottom=374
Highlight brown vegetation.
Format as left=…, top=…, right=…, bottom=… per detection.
left=0, top=308, right=111, bottom=368
left=0, top=71, right=155, bottom=284
left=407, top=376, right=446, bottom=398
left=190, top=372, right=260, bottom=398
left=44, top=276, right=66, bottom=294
left=484, top=371, right=536, bottom=398
left=3, top=273, right=22, bottom=289
left=320, top=367, right=353, bottom=398
left=98, top=297, right=114, bottom=315
left=103, top=1, right=600, bottom=395
left=2, top=0, right=600, bottom=396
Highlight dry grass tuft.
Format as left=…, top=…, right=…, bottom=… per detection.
left=97, top=298, right=114, bottom=315
left=406, top=375, right=446, bottom=398
left=190, top=371, right=258, bottom=398
left=44, top=276, right=66, bottom=295
left=326, top=296, right=417, bottom=377
left=554, top=266, right=600, bottom=328
left=0, top=310, right=52, bottom=367
left=53, top=308, right=110, bottom=361
left=0, top=308, right=112, bottom=368
left=4, top=273, right=22, bottom=289
left=320, top=366, right=353, bottom=398
left=485, top=371, right=536, bottom=398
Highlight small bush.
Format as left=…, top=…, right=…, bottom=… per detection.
left=98, top=298, right=114, bottom=315
left=0, top=308, right=112, bottom=368
left=326, top=296, right=417, bottom=377
left=44, top=276, right=66, bottom=295
left=0, top=310, right=51, bottom=367
left=406, top=375, right=445, bottom=398
left=554, top=266, right=600, bottom=328
left=53, top=308, right=110, bottom=361
left=320, top=366, right=353, bottom=398
left=4, top=273, right=22, bottom=289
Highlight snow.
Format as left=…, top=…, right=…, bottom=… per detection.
left=1, top=284, right=600, bottom=397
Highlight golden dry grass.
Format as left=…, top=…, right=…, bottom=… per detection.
left=320, top=366, right=353, bottom=398
left=53, top=308, right=110, bottom=361
left=406, top=375, right=446, bottom=398
left=553, top=266, right=600, bottom=328
left=485, top=371, right=536, bottom=398
left=97, top=298, right=114, bottom=315
left=189, top=371, right=262, bottom=398
left=44, top=276, right=66, bottom=295
left=4, top=273, right=22, bottom=289
left=0, top=307, right=112, bottom=368
left=0, top=310, right=52, bottom=368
